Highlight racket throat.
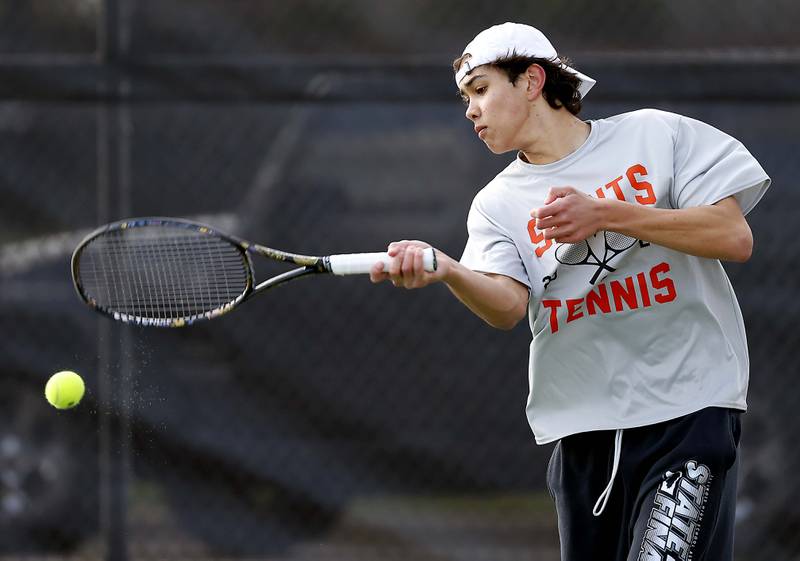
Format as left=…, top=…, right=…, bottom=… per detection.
left=252, top=265, right=321, bottom=293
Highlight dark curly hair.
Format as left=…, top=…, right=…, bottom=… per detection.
left=453, top=52, right=584, bottom=115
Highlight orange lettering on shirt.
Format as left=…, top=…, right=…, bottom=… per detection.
left=604, top=176, right=626, bottom=201
left=586, top=284, right=611, bottom=315
left=527, top=219, right=553, bottom=258
left=611, top=277, right=639, bottom=311
left=651, top=262, right=677, bottom=303
left=566, top=299, right=584, bottom=323
left=542, top=262, right=677, bottom=334
left=627, top=164, right=656, bottom=205
left=542, top=300, right=562, bottom=333
left=636, top=271, right=652, bottom=307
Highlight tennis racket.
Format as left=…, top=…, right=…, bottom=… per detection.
left=556, top=231, right=638, bottom=284
left=71, top=217, right=436, bottom=327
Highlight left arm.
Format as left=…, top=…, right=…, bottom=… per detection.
left=533, top=187, right=753, bottom=262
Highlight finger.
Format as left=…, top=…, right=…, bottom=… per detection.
left=406, top=248, right=424, bottom=289
left=388, top=248, right=405, bottom=277
left=401, top=249, right=415, bottom=276
left=535, top=215, right=564, bottom=230
left=543, top=186, right=575, bottom=205
left=544, top=226, right=561, bottom=240
left=369, top=262, right=388, bottom=284
left=414, top=247, right=425, bottom=276
left=401, top=251, right=416, bottom=289
left=549, top=227, right=577, bottom=242
left=387, top=240, right=410, bottom=257
left=559, top=230, right=586, bottom=244
left=534, top=198, right=565, bottom=219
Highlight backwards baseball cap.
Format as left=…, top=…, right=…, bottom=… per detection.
left=455, top=22, right=596, bottom=99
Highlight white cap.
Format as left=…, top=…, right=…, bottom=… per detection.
left=455, top=22, right=596, bottom=99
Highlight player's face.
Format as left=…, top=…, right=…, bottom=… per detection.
left=459, top=66, right=531, bottom=154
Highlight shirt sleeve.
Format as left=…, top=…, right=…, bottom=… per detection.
left=460, top=196, right=531, bottom=288
left=671, top=115, right=771, bottom=214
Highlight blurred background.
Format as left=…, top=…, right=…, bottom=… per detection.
left=0, top=1, right=798, bottom=560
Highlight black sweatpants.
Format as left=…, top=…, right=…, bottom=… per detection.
left=546, top=407, right=742, bottom=561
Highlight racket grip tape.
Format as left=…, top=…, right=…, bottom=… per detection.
left=327, top=248, right=437, bottom=276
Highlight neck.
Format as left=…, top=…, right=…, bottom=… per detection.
left=519, top=109, right=590, bottom=165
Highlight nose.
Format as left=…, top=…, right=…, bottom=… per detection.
left=465, top=98, right=479, bottom=121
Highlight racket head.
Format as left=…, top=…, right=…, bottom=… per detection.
left=605, top=231, right=637, bottom=252
left=555, top=240, right=591, bottom=265
left=71, top=217, right=254, bottom=327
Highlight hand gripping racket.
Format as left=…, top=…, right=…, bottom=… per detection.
left=71, top=217, right=436, bottom=327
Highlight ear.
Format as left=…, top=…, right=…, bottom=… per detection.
left=524, top=63, right=546, bottom=100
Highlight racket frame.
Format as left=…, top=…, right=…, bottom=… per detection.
left=71, top=217, right=331, bottom=327
left=553, top=231, right=640, bottom=285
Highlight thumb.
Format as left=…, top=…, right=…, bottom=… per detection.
left=543, top=186, right=575, bottom=205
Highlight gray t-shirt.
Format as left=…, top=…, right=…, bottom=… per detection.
left=460, top=109, right=771, bottom=444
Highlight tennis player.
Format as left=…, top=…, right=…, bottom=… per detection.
left=370, top=22, right=771, bottom=561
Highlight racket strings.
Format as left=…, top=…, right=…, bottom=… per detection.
left=604, top=231, right=637, bottom=251
left=77, top=228, right=250, bottom=321
left=555, top=241, right=591, bottom=265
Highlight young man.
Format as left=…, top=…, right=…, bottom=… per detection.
left=370, top=22, right=771, bottom=561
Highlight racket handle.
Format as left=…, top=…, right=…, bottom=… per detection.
left=327, top=248, right=437, bottom=276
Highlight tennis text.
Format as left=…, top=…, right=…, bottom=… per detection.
left=541, top=262, right=676, bottom=333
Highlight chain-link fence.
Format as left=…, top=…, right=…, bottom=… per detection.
left=1, top=1, right=798, bottom=560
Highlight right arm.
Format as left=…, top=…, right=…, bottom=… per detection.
left=370, top=241, right=529, bottom=330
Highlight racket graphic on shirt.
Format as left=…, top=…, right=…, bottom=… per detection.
left=555, top=231, right=639, bottom=284
left=71, top=217, right=436, bottom=327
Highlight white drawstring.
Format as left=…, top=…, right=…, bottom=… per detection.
left=592, top=429, right=623, bottom=517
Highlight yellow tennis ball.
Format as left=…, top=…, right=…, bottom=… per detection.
left=45, top=370, right=85, bottom=410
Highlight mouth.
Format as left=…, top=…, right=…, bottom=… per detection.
left=475, top=125, right=487, bottom=139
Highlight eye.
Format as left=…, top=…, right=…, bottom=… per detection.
left=475, top=86, right=487, bottom=95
